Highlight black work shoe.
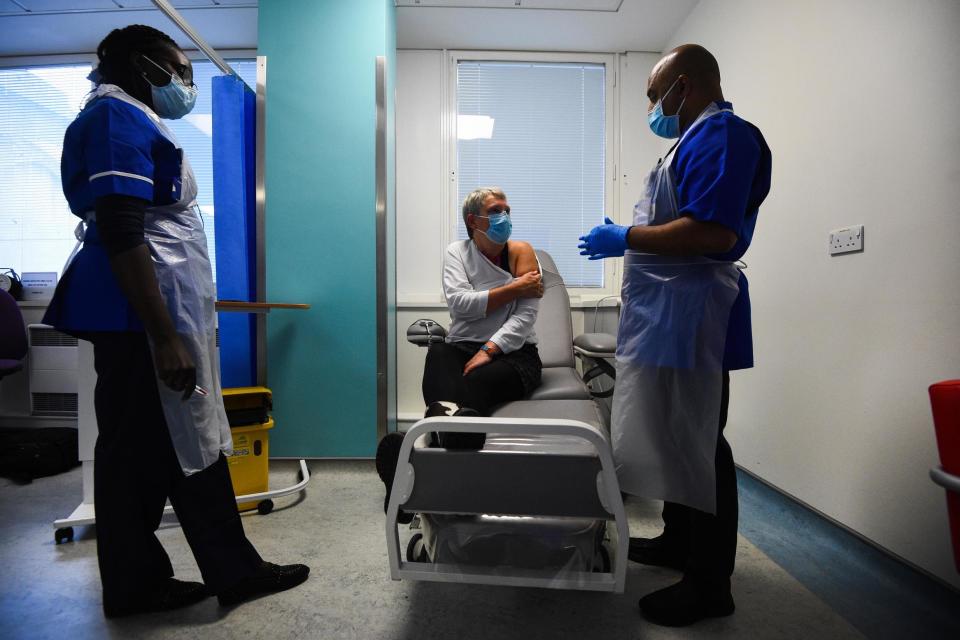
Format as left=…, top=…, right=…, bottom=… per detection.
left=375, top=432, right=413, bottom=524
left=628, top=535, right=687, bottom=571
left=424, top=401, right=453, bottom=418
left=435, top=407, right=486, bottom=450
left=217, top=562, right=310, bottom=607
left=103, top=578, right=209, bottom=618
left=638, top=578, right=735, bottom=627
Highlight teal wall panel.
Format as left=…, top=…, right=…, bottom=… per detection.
left=260, top=0, right=396, bottom=457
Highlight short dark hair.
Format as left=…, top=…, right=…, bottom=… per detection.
left=94, top=24, right=179, bottom=87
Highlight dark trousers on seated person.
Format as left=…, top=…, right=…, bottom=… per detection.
left=422, top=341, right=540, bottom=449
left=90, top=332, right=263, bottom=611
left=662, top=371, right=738, bottom=586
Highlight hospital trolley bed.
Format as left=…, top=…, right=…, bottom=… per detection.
left=387, top=251, right=627, bottom=592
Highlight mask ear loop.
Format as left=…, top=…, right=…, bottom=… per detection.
left=653, top=75, right=687, bottom=122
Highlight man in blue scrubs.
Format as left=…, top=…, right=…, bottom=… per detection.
left=579, top=44, right=772, bottom=626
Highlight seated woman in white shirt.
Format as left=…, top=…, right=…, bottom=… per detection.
left=376, top=187, right=544, bottom=518
left=426, top=186, right=544, bottom=432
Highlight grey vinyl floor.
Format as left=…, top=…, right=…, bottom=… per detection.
left=0, top=461, right=863, bottom=640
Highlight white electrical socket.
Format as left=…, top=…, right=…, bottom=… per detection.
left=829, top=225, right=864, bottom=255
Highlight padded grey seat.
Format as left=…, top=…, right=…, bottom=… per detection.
left=390, top=250, right=628, bottom=593
left=521, top=251, right=596, bottom=402
left=492, top=398, right=606, bottom=432
left=528, top=367, right=591, bottom=401
left=573, top=332, right=617, bottom=358
left=532, top=251, right=575, bottom=369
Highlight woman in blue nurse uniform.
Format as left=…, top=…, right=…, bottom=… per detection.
left=579, top=45, right=771, bottom=627
left=44, top=25, right=307, bottom=617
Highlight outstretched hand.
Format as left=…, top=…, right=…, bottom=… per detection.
left=578, top=217, right=631, bottom=260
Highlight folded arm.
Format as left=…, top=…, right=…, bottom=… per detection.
left=627, top=215, right=737, bottom=255
left=443, top=242, right=543, bottom=319
left=579, top=214, right=736, bottom=259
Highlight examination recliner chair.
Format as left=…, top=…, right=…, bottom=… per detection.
left=388, top=251, right=628, bottom=593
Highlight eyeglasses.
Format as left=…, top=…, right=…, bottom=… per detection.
left=141, top=54, right=195, bottom=88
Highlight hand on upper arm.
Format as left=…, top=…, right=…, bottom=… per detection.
left=508, top=242, right=543, bottom=298
left=509, top=241, right=539, bottom=275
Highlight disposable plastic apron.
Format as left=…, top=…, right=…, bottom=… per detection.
left=79, top=86, right=232, bottom=476
left=612, top=104, right=741, bottom=514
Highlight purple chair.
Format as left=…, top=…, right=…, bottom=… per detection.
left=0, top=289, right=27, bottom=379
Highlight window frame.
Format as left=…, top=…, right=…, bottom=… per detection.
left=0, top=50, right=257, bottom=278
left=444, top=50, right=620, bottom=300
left=0, top=50, right=257, bottom=69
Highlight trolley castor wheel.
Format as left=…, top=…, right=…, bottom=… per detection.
left=406, top=533, right=428, bottom=562
left=257, top=500, right=274, bottom=515
left=55, top=527, right=74, bottom=544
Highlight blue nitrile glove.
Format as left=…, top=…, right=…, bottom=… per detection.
left=578, top=217, right=631, bottom=260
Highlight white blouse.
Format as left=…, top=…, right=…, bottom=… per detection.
left=442, top=240, right=539, bottom=354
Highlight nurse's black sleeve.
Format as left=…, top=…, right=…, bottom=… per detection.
left=95, top=194, right=150, bottom=258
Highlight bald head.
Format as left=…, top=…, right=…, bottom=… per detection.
left=647, top=44, right=724, bottom=135
left=659, top=44, right=721, bottom=84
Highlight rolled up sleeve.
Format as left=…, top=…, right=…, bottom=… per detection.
left=442, top=245, right=489, bottom=321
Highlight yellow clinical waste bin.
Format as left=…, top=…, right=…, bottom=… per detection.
left=222, top=387, right=273, bottom=513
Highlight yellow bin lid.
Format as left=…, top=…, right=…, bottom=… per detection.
left=231, top=417, right=275, bottom=435
left=222, top=386, right=272, bottom=400
left=222, top=386, right=272, bottom=411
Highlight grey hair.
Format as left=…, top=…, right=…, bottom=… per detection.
left=461, top=187, right=506, bottom=239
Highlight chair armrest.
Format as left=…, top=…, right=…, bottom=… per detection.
left=406, top=318, right=448, bottom=347
left=574, top=332, right=617, bottom=359
left=931, top=466, right=960, bottom=494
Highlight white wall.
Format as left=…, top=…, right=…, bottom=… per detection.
left=665, top=0, right=960, bottom=587
left=394, top=49, right=658, bottom=420
left=396, top=0, right=699, bottom=53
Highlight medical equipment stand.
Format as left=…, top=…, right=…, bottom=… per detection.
left=53, top=302, right=311, bottom=544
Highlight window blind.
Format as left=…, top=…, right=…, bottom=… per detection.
left=0, top=65, right=94, bottom=276
left=0, top=59, right=257, bottom=281
left=456, top=60, right=606, bottom=287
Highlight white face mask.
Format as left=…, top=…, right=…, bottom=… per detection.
left=140, top=55, right=198, bottom=120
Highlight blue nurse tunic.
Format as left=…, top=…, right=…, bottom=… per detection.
left=44, top=94, right=184, bottom=334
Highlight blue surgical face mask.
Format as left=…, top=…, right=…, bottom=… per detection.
left=141, top=55, right=198, bottom=120
left=647, top=76, right=685, bottom=139
left=478, top=213, right=512, bottom=244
